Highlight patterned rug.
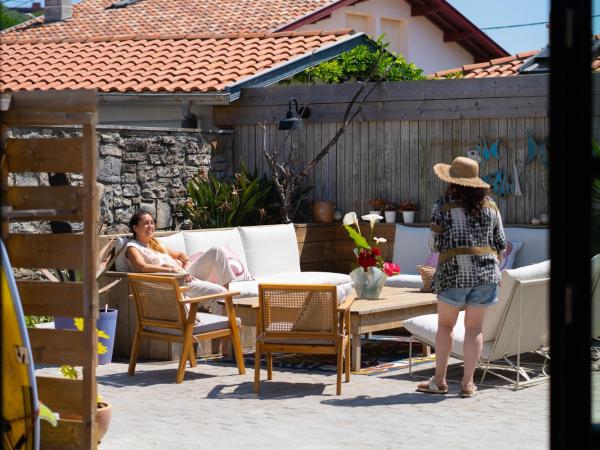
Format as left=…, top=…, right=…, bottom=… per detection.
left=206, top=335, right=436, bottom=377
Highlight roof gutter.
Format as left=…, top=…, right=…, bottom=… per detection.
left=225, top=32, right=374, bottom=101
left=98, top=91, right=231, bottom=105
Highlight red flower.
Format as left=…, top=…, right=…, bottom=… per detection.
left=371, top=247, right=381, bottom=256
left=357, top=249, right=377, bottom=270
left=383, top=262, right=401, bottom=277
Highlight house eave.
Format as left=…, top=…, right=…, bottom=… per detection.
left=98, top=92, right=232, bottom=105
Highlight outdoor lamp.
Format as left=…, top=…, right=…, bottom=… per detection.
left=278, top=97, right=310, bottom=130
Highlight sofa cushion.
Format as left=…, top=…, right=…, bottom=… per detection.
left=183, top=229, right=248, bottom=268
left=114, top=236, right=131, bottom=272
left=231, top=272, right=353, bottom=303
left=481, top=259, right=550, bottom=342
left=238, top=223, right=300, bottom=277
left=155, top=232, right=186, bottom=255
left=392, top=225, right=431, bottom=275
left=144, top=313, right=241, bottom=336
left=504, top=227, right=549, bottom=267
left=384, top=274, right=424, bottom=289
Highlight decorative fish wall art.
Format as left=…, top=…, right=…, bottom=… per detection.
left=465, top=139, right=501, bottom=165
left=481, top=162, right=523, bottom=197
left=526, top=133, right=549, bottom=167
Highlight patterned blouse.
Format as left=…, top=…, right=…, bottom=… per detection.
left=429, top=195, right=507, bottom=293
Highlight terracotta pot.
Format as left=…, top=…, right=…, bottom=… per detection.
left=96, top=402, right=112, bottom=444
left=312, top=201, right=334, bottom=223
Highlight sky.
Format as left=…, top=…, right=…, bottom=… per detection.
left=4, top=0, right=599, bottom=56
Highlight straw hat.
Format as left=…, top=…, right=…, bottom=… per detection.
left=433, top=156, right=490, bottom=188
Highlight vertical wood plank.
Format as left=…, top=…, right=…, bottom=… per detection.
left=515, top=117, right=527, bottom=224
left=314, top=123, right=324, bottom=201
left=524, top=117, right=535, bottom=223
left=247, top=125, right=256, bottom=174
left=328, top=123, right=337, bottom=203
left=391, top=120, right=401, bottom=209
left=368, top=121, right=378, bottom=207
left=505, top=117, right=517, bottom=224
left=351, top=121, right=361, bottom=213
left=534, top=117, right=548, bottom=218
left=409, top=120, right=419, bottom=208
left=452, top=119, right=462, bottom=160
left=361, top=121, right=369, bottom=215
left=383, top=121, right=393, bottom=205
left=306, top=123, right=315, bottom=198
left=418, top=120, right=428, bottom=222
left=496, top=118, right=509, bottom=220
left=400, top=121, right=410, bottom=205
left=233, top=126, right=241, bottom=172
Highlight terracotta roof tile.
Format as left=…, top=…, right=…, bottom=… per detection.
left=429, top=50, right=540, bottom=79
left=0, top=31, right=351, bottom=93
left=1, top=0, right=335, bottom=41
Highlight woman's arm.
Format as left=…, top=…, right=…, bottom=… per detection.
left=126, top=247, right=181, bottom=273
left=166, top=248, right=191, bottom=269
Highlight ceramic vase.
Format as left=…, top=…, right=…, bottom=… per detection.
left=350, top=266, right=387, bottom=300
left=384, top=211, right=396, bottom=224
left=313, top=201, right=334, bottom=223
left=402, top=211, right=415, bottom=224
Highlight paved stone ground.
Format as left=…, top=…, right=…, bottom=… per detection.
left=89, top=355, right=550, bottom=450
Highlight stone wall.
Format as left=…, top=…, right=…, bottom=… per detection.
left=8, top=126, right=233, bottom=233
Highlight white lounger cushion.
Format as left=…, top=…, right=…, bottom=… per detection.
left=385, top=274, right=424, bottom=289
left=231, top=271, right=353, bottom=303
left=504, top=227, right=549, bottom=267
left=238, top=223, right=301, bottom=277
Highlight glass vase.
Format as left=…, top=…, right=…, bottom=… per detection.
left=350, top=266, right=387, bottom=300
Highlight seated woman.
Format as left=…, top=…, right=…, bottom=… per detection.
left=125, top=210, right=235, bottom=302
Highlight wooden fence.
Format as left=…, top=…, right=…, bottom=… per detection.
left=214, top=75, right=557, bottom=225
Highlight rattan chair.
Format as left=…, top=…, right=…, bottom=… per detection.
left=254, top=284, right=353, bottom=395
left=127, top=273, right=245, bottom=383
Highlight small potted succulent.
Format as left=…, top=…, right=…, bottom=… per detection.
left=384, top=202, right=397, bottom=224
left=398, top=201, right=418, bottom=224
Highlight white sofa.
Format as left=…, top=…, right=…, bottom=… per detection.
left=385, top=224, right=550, bottom=289
left=114, top=223, right=353, bottom=301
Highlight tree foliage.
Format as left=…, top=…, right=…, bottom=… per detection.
left=289, top=35, right=425, bottom=84
left=0, top=4, right=29, bottom=30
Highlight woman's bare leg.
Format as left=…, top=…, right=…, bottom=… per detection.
left=433, top=301, right=460, bottom=386
left=462, top=305, right=487, bottom=389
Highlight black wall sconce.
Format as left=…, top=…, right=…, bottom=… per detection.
left=278, top=97, right=311, bottom=130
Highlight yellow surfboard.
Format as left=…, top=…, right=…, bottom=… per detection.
left=1, top=239, right=39, bottom=450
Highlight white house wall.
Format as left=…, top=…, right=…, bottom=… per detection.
left=294, top=0, right=474, bottom=74
left=97, top=101, right=215, bottom=129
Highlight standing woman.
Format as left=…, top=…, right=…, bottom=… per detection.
left=125, top=210, right=236, bottom=300
left=416, top=157, right=506, bottom=398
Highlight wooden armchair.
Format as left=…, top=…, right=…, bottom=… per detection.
left=254, top=284, right=353, bottom=395
left=127, top=274, right=245, bottom=383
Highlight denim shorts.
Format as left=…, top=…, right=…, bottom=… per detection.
left=437, top=283, right=498, bottom=308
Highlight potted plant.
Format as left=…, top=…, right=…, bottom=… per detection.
left=384, top=202, right=397, bottom=224
left=398, top=201, right=418, bottom=224
left=368, top=198, right=385, bottom=216
left=57, top=318, right=112, bottom=444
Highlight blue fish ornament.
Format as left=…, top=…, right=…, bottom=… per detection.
left=526, top=133, right=550, bottom=167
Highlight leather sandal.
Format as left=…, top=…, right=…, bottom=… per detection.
left=461, top=384, right=478, bottom=398
left=416, top=377, right=448, bottom=394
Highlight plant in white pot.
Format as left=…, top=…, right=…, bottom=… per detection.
left=384, top=202, right=397, bottom=224
left=398, top=201, right=418, bottom=224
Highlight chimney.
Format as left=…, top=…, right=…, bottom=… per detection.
left=45, top=0, right=72, bottom=22
left=31, top=2, right=42, bottom=12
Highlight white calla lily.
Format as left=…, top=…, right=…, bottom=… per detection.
left=374, top=237, right=387, bottom=244
left=342, top=212, right=358, bottom=226
left=361, top=213, right=383, bottom=232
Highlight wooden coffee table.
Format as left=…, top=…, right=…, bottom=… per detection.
left=349, top=286, right=437, bottom=371
left=219, top=286, right=438, bottom=370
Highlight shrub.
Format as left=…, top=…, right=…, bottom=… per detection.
left=181, top=166, right=281, bottom=228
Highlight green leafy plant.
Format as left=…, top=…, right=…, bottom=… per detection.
left=289, top=35, right=425, bottom=84
left=181, top=165, right=285, bottom=228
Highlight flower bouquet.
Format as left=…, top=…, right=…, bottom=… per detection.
left=343, top=212, right=401, bottom=299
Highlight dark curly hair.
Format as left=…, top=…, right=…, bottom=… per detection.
left=128, top=209, right=155, bottom=237
left=446, top=184, right=489, bottom=215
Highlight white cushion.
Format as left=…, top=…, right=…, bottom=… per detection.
left=155, top=232, right=186, bottom=255
left=392, top=225, right=431, bottom=275
left=114, top=236, right=131, bottom=272
left=385, top=274, right=424, bottom=289
left=404, top=312, right=496, bottom=359
left=481, top=260, right=550, bottom=341
left=504, top=227, right=549, bottom=267
left=231, top=272, right=353, bottom=303
left=183, top=229, right=248, bottom=269
left=238, top=223, right=300, bottom=277
left=145, top=313, right=241, bottom=336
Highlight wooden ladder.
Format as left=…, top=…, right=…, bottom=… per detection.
left=1, top=90, right=100, bottom=449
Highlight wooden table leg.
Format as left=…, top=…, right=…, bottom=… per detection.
left=351, top=332, right=361, bottom=372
